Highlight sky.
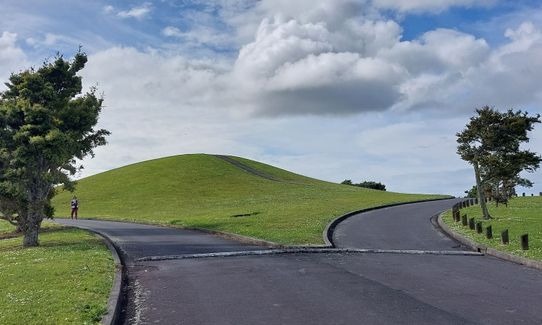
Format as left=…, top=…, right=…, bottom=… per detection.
left=1, top=0, right=542, bottom=196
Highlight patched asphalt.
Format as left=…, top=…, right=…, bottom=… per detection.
left=57, top=199, right=542, bottom=324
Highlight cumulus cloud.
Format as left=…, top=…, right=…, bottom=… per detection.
left=4, top=1, right=540, bottom=195
left=0, top=31, right=27, bottom=87
left=117, top=3, right=152, bottom=19
left=372, top=0, right=495, bottom=13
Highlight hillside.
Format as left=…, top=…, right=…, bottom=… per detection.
left=53, top=154, right=446, bottom=244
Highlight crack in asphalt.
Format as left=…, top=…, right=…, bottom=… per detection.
left=135, top=248, right=483, bottom=262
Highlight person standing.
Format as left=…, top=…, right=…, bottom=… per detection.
left=71, top=196, right=79, bottom=220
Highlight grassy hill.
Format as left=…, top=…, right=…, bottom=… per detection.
left=53, top=154, right=447, bottom=245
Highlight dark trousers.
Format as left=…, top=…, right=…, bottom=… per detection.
left=71, top=208, right=78, bottom=219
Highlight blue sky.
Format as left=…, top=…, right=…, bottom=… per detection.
left=2, top=0, right=542, bottom=196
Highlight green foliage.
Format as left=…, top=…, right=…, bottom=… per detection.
left=457, top=106, right=541, bottom=195
left=443, top=196, right=542, bottom=261
left=0, top=226, right=114, bottom=324
left=457, top=106, right=541, bottom=218
left=464, top=185, right=477, bottom=198
left=53, top=154, right=444, bottom=245
left=341, top=179, right=386, bottom=191
left=0, top=51, right=109, bottom=246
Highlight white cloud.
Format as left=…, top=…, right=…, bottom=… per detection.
left=4, top=2, right=542, bottom=196
left=0, top=31, right=27, bottom=87
left=162, top=25, right=233, bottom=49
left=117, top=3, right=152, bottom=19
left=162, top=26, right=183, bottom=38
left=372, top=0, right=495, bottom=13
left=103, top=5, right=115, bottom=14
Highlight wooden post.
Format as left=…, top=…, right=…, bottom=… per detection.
left=486, top=226, right=492, bottom=239
left=454, top=210, right=460, bottom=222
left=469, top=218, right=475, bottom=230
left=461, top=214, right=468, bottom=226
left=475, top=222, right=483, bottom=234
left=501, top=229, right=509, bottom=245
left=521, top=234, right=529, bottom=250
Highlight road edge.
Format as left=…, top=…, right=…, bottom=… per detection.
left=436, top=212, right=542, bottom=271
left=65, top=228, right=123, bottom=325
left=93, top=232, right=124, bottom=325
left=324, top=197, right=454, bottom=247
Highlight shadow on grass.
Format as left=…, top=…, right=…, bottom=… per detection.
left=0, top=227, right=103, bottom=252
left=0, top=225, right=70, bottom=240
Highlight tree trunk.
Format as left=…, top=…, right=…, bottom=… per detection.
left=23, top=221, right=40, bottom=247
left=495, top=183, right=499, bottom=208
left=22, top=203, right=43, bottom=247
left=473, top=161, right=491, bottom=220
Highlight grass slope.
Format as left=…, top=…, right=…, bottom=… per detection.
left=53, top=154, right=446, bottom=244
left=0, top=225, right=114, bottom=324
left=442, top=196, right=542, bottom=261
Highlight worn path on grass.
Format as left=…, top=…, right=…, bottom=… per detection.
left=58, top=199, right=542, bottom=324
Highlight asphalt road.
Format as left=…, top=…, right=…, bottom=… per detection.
left=333, top=199, right=465, bottom=250
left=57, top=200, right=542, bottom=324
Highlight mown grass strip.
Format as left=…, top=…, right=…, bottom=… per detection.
left=0, top=222, right=114, bottom=325
left=442, top=196, right=542, bottom=261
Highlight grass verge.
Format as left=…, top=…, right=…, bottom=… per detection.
left=52, top=154, right=446, bottom=245
left=442, top=196, right=542, bottom=261
left=0, top=224, right=115, bottom=324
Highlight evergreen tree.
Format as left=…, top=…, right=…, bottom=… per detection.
left=457, top=106, right=540, bottom=219
left=0, top=51, right=109, bottom=246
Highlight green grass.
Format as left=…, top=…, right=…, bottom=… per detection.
left=53, top=154, right=446, bottom=245
left=0, top=226, right=114, bottom=324
left=0, top=220, right=15, bottom=235
left=442, top=196, right=542, bottom=261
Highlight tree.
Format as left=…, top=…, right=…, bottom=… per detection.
left=341, top=179, right=386, bottom=191
left=0, top=51, right=109, bottom=246
left=358, top=181, right=386, bottom=191
left=457, top=106, right=541, bottom=219
left=464, top=185, right=477, bottom=198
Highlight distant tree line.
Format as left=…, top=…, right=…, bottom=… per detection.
left=341, top=180, right=386, bottom=191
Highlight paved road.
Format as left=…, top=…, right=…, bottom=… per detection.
left=57, top=200, right=542, bottom=324
left=333, top=199, right=465, bottom=250
left=57, top=219, right=263, bottom=263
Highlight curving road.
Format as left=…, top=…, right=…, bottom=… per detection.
left=58, top=199, right=542, bottom=324
left=333, top=199, right=465, bottom=250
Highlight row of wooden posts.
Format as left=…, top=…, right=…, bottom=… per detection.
left=452, top=199, right=529, bottom=250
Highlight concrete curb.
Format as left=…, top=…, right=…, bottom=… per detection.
left=92, top=232, right=124, bottom=325
left=135, top=247, right=483, bottom=262
left=436, top=212, right=542, bottom=271
left=323, top=197, right=455, bottom=247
